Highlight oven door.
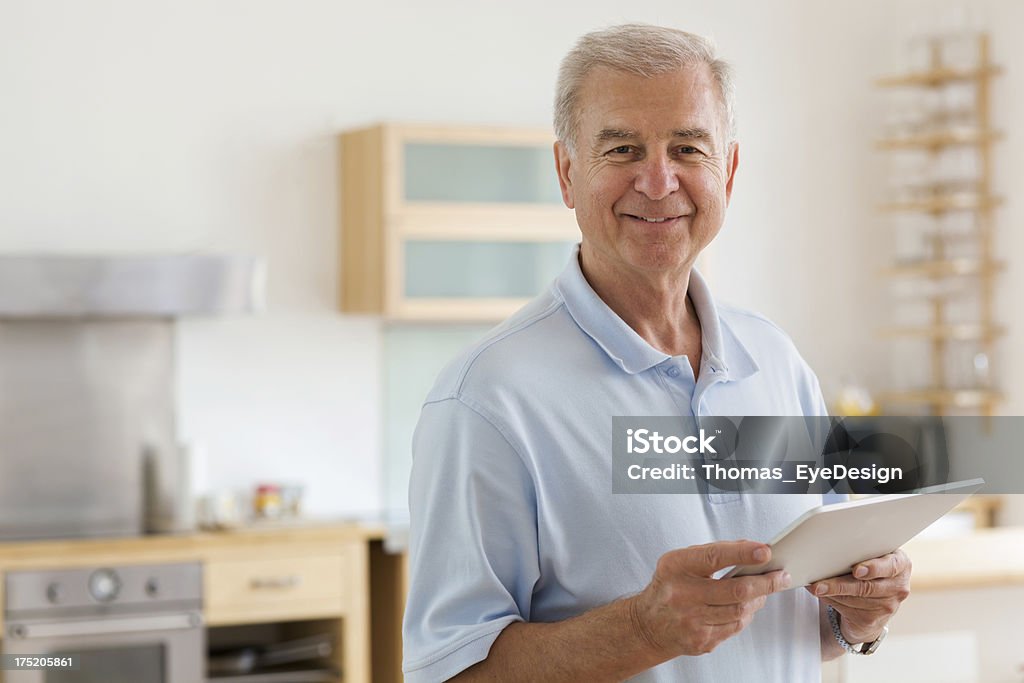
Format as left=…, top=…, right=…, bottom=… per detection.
left=2, top=611, right=204, bottom=683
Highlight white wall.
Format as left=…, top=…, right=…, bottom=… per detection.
left=1, top=0, right=1020, bottom=518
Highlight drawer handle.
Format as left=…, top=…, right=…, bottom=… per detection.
left=250, top=575, right=301, bottom=590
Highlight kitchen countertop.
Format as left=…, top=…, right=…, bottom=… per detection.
left=0, top=521, right=388, bottom=570
left=903, top=526, right=1024, bottom=590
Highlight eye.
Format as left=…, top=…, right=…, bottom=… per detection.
left=676, top=145, right=702, bottom=155
left=607, top=145, right=634, bottom=155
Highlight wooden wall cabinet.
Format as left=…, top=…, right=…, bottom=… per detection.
left=339, top=123, right=581, bottom=321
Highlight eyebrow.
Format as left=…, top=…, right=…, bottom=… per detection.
left=595, top=129, right=639, bottom=143
left=671, top=127, right=713, bottom=140
left=594, top=127, right=714, bottom=144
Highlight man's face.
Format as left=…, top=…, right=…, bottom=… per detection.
left=555, top=65, right=739, bottom=279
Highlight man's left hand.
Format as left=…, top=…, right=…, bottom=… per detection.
left=806, top=549, right=912, bottom=643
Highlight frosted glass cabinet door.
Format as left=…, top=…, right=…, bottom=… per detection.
left=403, top=143, right=564, bottom=205
left=404, top=241, right=575, bottom=299
left=382, top=324, right=491, bottom=521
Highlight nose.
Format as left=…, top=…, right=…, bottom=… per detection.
left=633, top=153, right=680, bottom=200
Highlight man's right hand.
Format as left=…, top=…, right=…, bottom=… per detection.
left=630, top=540, right=791, bottom=658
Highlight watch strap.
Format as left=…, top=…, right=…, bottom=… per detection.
left=827, top=605, right=888, bottom=655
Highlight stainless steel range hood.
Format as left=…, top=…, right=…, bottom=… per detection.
left=0, top=253, right=266, bottom=540
left=0, top=254, right=266, bottom=317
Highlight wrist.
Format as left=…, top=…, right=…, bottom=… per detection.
left=828, top=605, right=888, bottom=655
left=625, top=592, right=668, bottom=662
left=839, top=617, right=884, bottom=646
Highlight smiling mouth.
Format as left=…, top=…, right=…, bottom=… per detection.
left=623, top=213, right=687, bottom=223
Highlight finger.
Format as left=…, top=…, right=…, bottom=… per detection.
left=819, top=595, right=894, bottom=612
left=693, top=619, right=746, bottom=650
left=810, top=576, right=902, bottom=599
left=707, top=570, right=791, bottom=605
left=851, top=549, right=911, bottom=580
left=702, top=595, right=768, bottom=624
left=675, top=540, right=771, bottom=576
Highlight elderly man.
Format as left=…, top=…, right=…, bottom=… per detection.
left=403, top=24, right=911, bottom=682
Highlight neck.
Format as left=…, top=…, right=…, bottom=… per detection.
left=579, top=243, right=702, bottom=358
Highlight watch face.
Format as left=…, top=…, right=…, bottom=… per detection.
left=861, top=625, right=889, bottom=654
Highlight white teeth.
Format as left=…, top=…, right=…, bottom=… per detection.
left=640, top=216, right=670, bottom=223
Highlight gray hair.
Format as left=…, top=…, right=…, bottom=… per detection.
left=554, top=24, right=737, bottom=155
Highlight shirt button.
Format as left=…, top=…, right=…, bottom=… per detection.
left=666, top=366, right=680, bottom=378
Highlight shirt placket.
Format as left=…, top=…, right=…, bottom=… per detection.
left=657, top=358, right=697, bottom=418
left=693, top=359, right=740, bottom=504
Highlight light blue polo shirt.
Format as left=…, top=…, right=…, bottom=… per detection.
left=404, top=246, right=829, bottom=682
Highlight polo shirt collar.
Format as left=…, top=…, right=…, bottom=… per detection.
left=554, top=245, right=759, bottom=382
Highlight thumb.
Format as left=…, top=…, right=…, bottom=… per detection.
left=673, top=540, right=771, bottom=577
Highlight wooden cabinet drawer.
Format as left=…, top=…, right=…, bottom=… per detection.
left=205, top=551, right=350, bottom=626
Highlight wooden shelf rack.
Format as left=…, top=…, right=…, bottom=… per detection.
left=876, top=33, right=1004, bottom=416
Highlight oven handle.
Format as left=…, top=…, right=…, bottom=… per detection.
left=8, top=612, right=202, bottom=640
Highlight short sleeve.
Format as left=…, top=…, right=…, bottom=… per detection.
left=402, top=396, right=540, bottom=683
left=799, top=362, right=829, bottom=418
left=805, top=376, right=850, bottom=505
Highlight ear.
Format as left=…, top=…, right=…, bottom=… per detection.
left=724, top=141, right=739, bottom=205
left=553, top=141, right=575, bottom=209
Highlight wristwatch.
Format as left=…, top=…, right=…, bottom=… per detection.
left=827, top=605, right=888, bottom=655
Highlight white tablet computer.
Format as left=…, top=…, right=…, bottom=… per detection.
left=722, top=478, right=985, bottom=587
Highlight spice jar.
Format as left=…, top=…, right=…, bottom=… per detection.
left=254, top=484, right=282, bottom=518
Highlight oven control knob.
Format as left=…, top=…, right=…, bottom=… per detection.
left=88, top=568, right=121, bottom=603
left=46, top=582, right=63, bottom=604
left=145, top=577, right=160, bottom=597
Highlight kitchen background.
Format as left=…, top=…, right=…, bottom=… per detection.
left=1, top=0, right=1023, bottom=681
